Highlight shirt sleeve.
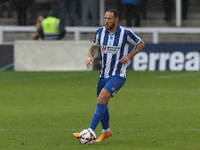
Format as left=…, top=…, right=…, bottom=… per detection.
left=127, top=29, right=141, bottom=46
left=92, top=29, right=100, bottom=46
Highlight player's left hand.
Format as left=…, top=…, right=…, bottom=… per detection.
left=119, top=56, right=130, bottom=64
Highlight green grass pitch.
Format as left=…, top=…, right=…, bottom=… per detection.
left=0, top=71, right=200, bottom=150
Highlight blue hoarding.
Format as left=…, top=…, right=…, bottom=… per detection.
left=127, top=44, right=200, bottom=71
left=0, top=45, right=13, bottom=71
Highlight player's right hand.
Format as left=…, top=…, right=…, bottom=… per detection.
left=86, top=58, right=94, bottom=68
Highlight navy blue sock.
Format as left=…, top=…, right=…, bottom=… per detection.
left=101, top=107, right=110, bottom=130
left=89, top=103, right=107, bottom=131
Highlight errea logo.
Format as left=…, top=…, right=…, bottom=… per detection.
left=131, top=51, right=200, bottom=71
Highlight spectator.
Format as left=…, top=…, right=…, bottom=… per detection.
left=81, top=0, right=99, bottom=26
left=121, top=0, right=142, bottom=27
left=14, top=0, right=33, bottom=25
left=182, top=0, right=189, bottom=20
left=38, top=10, right=65, bottom=40
left=141, top=0, right=147, bottom=19
left=0, top=0, right=12, bottom=18
left=59, top=0, right=77, bottom=29
left=163, top=0, right=173, bottom=22
left=31, top=13, right=44, bottom=40
left=163, top=0, right=189, bottom=22
left=35, top=0, right=51, bottom=19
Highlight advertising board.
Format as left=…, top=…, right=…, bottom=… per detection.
left=127, top=44, right=200, bottom=71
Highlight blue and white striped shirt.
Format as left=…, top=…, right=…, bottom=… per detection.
left=92, top=25, right=141, bottom=78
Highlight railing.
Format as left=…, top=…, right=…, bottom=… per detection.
left=0, top=26, right=200, bottom=44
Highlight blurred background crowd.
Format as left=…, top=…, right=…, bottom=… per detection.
left=0, top=0, right=197, bottom=27
left=0, top=0, right=199, bottom=43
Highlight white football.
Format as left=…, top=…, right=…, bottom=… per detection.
left=79, top=129, right=96, bottom=145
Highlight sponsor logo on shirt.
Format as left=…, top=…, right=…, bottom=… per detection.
left=101, top=45, right=120, bottom=54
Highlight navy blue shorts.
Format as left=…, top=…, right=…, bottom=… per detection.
left=97, top=76, right=126, bottom=97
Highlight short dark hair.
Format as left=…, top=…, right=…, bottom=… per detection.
left=106, top=9, right=119, bottom=18
left=48, top=10, right=58, bottom=18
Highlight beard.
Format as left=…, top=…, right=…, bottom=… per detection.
left=105, top=22, right=116, bottom=31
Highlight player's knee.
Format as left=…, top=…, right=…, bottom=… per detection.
left=97, top=89, right=112, bottom=104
